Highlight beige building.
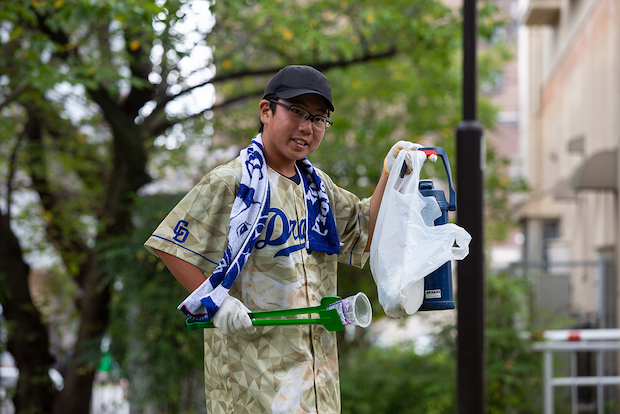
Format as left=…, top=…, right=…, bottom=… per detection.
left=519, top=0, right=619, bottom=328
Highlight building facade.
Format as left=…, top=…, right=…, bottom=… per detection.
left=519, top=0, right=619, bottom=328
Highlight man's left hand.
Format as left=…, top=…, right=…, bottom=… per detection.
left=383, top=141, right=423, bottom=176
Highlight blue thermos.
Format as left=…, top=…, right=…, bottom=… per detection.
left=404, top=147, right=457, bottom=311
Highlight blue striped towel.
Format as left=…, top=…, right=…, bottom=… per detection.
left=179, top=133, right=340, bottom=322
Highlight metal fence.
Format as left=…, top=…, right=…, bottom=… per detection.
left=509, top=259, right=619, bottom=413
left=534, top=330, right=620, bottom=414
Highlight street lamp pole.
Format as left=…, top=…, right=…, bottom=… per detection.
left=456, top=0, right=485, bottom=409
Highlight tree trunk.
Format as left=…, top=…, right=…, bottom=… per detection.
left=49, top=91, right=150, bottom=412
left=7, top=100, right=150, bottom=414
left=0, top=213, right=57, bottom=414
left=51, top=252, right=110, bottom=414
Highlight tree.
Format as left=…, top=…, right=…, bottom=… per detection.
left=0, top=0, right=509, bottom=412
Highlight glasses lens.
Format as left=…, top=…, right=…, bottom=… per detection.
left=312, top=117, right=332, bottom=130
left=287, top=106, right=308, bottom=122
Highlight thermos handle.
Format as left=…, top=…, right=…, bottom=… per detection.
left=418, top=147, right=456, bottom=211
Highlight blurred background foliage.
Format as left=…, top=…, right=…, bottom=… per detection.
left=100, top=195, right=206, bottom=412
left=339, top=271, right=543, bottom=414
left=0, top=0, right=533, bottom=412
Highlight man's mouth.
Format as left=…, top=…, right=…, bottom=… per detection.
left=292, top=138, right=308, bottom=146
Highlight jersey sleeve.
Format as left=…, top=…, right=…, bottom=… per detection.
left=317, top=170, right=371, bottom=268
left=144, top=162, right=240, bottom=275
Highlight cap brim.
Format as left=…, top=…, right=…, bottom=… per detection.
left=275, top=89, right=335, bottom=112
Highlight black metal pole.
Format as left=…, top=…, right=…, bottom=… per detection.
left=456, top=0, right=485, bottom=409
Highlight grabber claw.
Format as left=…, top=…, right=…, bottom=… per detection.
left=185, top=293, right=372, bottom=332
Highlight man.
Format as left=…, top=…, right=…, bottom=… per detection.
left=145, top=65, right=419, bottom=413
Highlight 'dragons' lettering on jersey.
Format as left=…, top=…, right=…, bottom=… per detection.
left=255, top=207, right=306, bottom=257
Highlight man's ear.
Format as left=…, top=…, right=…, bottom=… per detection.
left=259, top=100, right=272, bottom=125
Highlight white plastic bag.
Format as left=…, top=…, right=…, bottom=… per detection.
left=370, top=150, right=472, bottom=318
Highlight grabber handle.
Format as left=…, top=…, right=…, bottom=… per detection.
left=185, top=296, right=342, bottom=331
left=418, top=147, right=456, bottom=211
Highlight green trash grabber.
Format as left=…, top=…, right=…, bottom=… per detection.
left=186, top=292, right=372, bottom=332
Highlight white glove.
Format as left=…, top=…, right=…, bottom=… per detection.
left=383, top=141, right=423, bottom=176
left=212, top=296, right=256, bottom=336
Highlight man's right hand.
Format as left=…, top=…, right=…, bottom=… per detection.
left=212, top=296, right=256, bottom=336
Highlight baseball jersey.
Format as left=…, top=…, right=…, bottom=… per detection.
left=145, top=156, right=371, bottom=414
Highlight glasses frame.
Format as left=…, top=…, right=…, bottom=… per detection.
left=269, top=99, right=333, bottom=131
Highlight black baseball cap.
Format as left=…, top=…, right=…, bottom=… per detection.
left=263, top=65, right=334, bottom=112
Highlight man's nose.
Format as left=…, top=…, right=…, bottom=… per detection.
left=298, top=117, right=312, bottom=132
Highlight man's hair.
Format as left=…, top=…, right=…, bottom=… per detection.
left=258, top=94, right=279, bottom=133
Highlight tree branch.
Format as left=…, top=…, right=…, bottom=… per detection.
left=24, top=105, right=92, bottom=285
left=5, top=132, right=25, bottom=220
left=32, top=6, right=78, bottom=60
left=0, top=84, right=28, bottom=111
left=147, top=88, right=264, bottom=137
left=87, top=87, right=151, bottom=199
left=151, top=46, right=398, bottom=114
left=123, top=41, right=157, bottom=118
left=146, top=46, right=399, bottom=136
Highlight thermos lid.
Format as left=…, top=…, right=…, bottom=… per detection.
left=419, top=180, right=434, bottom=190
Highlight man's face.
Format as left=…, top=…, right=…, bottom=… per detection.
left=260, top=94, right=329, bottom=175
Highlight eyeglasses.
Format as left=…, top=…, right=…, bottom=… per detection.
left=269, top=100, right=333, bottom=131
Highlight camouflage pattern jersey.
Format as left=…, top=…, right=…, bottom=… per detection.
left=145, top=156, right=371, bottom=414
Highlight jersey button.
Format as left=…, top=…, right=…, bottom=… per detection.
left=296, top=188, right=302, bottom=197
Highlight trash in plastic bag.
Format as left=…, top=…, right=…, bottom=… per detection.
left=370, top=150, right=472, bottom=318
